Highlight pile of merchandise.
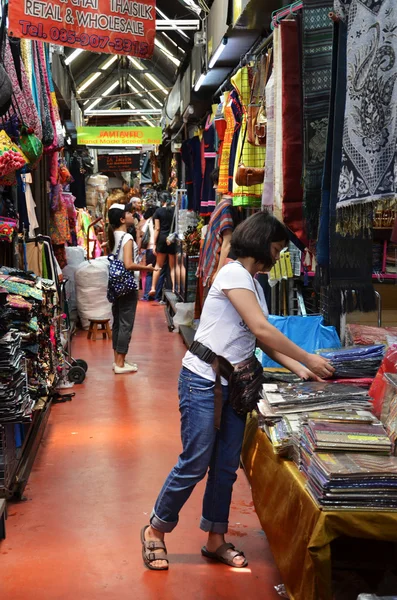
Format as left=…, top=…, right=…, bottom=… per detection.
left=317, top=345, right=385, bottom=379
left=306, top=452, right=397, bottom=511
left=0, top=331, right=32, bottom=422
left=0, top=268, right=64, bottom=406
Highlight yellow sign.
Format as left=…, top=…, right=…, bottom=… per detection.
left=77, top=126, right=162, bottom=146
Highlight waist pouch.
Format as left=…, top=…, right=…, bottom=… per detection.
left=189, top=341, right=263, bottom=429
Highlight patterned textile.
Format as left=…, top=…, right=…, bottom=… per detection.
left=49, top=194, right=71, bottom=246
left=197, top=197, right=234, bottom=286
left=262, top=73, right=275, bottom=209
left=281, top=20, right=307, bottom=246
left=273, top=27, right=284, bottom=221
left=5, top=39, right=42, bottom=139
left=317, top=20, right=376, bottom=321
left=218, top=92, right=236, bottom=194
left=231, top=66, right=266, bottom=207
left=334, top=0, right=397, bottom=234
left=302, top=0, right=333, bottom=239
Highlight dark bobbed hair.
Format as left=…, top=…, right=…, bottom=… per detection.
left=107, top=203, right=132, bottom=253
left=159, top=191, right=172, bottom=206
left=231, top=212, right=289, bottom=269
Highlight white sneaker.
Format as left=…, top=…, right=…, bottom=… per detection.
left=113, top=362, right=138, bottom=372
left=114, top=364, right=138, bottom=374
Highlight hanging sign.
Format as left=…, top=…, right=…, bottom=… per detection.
left=77, top=126, right=162, bottom=146
left=8, top=0, right=156, bottom=59
left=98, top=153, right=141, bottom=172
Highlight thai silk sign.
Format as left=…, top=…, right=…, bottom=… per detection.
left=8, top=0, right=156, bottom=58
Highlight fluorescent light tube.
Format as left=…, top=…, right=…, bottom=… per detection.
left=86, top=97, right=102, bottom=111
left=194, top=72, right=206, bottom=91
left=142, top=116, right=156, bottom=127
left=145, top=73, right=168, bottom=94
left=128, top=56, right=144, bottom=70
left=156, top=7, right=190, bottom=40
left=209, top=38, right=227, bottom=69
left=65, top=48, right=84, bottom=66
left=77, top=72, right=101, bottom=93
left=127, top=101, right=137, bottom=110
left=101, top=55, right=118, bottom=70
left=102, top=81, right=119, bottom=97
left=155, top=39, right=180, bottom=66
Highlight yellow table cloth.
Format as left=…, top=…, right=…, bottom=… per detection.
left=241, top=414, right=397, bottom=600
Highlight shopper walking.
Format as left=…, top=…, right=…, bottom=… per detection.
left=141, top=212, right=334, bottom=569
left=108, top=203, right=158, bottom=374
left=139, top=203, right=157, bottom=301
left=148, top=192, right=177, bottom=297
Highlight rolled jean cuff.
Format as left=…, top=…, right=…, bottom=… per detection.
left=200, top=516, right=228, bottom=534
left=150, top=510, right=178, bottom=533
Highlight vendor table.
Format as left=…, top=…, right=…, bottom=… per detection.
left=241, top=414, right=397, bottom=600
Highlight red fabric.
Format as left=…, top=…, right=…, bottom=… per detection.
left=281, top=21, right=308, bottom=247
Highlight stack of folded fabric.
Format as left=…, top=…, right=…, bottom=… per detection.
left=379, top=373, right=397, bottom=456
left=306, top=452, right=397, bottom=510
left=318, top=345, right=385, bottom=379
left=0, top=330, right=33, bottom=421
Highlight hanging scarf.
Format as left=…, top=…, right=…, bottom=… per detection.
left=334, top=0, right=397, bottom=235
left=273, top=27, right=284, bottom=221
left=280, top=20, right=307, bottom=246
left=262, top=72, right=275, bottom=210
left=317, top=20, right=376, bottom=322
left=301, top=0, right=333, bottom=239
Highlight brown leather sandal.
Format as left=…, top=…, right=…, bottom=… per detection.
left=141, top=525, right=169, bottom=571
left=201, top=542, right=248, bottom=568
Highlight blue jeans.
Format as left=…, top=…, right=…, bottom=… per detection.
left=150, top=367, right=246, bottom=534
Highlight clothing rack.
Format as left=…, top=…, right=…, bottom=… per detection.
left=271, top=1, right=303, bottom=29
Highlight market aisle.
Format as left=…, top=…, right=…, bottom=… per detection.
left=0, top=302, right=281, bottom=600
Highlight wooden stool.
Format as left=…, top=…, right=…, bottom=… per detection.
left=87, top=319, right=112, bottom=341
left=0, top=499, right=7, bottom=540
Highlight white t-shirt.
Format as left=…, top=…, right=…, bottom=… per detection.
left=113, top=231, right=139, bottom=284
left=182, top=261, right=268, bottom=383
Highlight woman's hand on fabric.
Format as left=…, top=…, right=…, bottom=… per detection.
left=305, top=354, right=334, bottom=379
left=294, top=364, right=324, bottom=382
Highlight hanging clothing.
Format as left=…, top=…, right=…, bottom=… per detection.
left=70, top=154, right=87, bottom=208
left=217, top=92, right=235, bottom=194
left=231, top=66, right=266, bottom=208
left=301, top=0, right=333, bottom=240
left=200, top=117, right=217, bottom=215
left=214, top=101, right=227, bottom=163
left=22, top=173, right=39, bottom=237
left=335, top=0, right=397, bottom=234
left=196, top=197, right=234, bottom=287
left=280, top=20, right=307, bottom=246
left=262, top=73, right=275, bottom=209
left=181, top=136, right=202, bottom=212
left=49, top=193, right=71, bottom=246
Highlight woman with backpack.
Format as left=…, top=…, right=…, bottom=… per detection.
left=107, top=203, right=158, bottom=374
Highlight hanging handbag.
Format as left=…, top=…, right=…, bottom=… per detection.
left=107, top=233, right=138, bottom=303
left=141, top=219, right=151, bottom=249
left=18, top=124, right=43, bottom=169
left=166, top=207, right=177, bottom=245
left=235, top=165, right=265, bottom=187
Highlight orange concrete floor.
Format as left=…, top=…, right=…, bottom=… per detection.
left=0, top=301, right=282, bottom=600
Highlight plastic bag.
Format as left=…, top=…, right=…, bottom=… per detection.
left=369, top=345, right=397, bottom=418
left=75, top=257, right=112, bottom=329
left=172, top=302, right=195, bottom=332
left=261, top=315, right=340, bottom=369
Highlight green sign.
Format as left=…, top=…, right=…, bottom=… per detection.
left=77, top=126, right=162, bottom=146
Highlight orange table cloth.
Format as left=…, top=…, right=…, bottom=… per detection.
left=241, top=414, right=397, bottom=600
